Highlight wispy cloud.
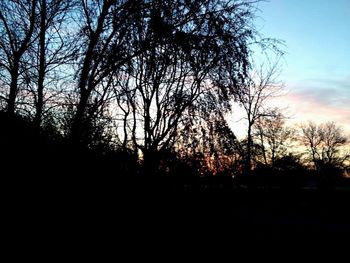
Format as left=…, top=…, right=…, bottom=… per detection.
left=304, top=77, right=350, bottom=91
left=229, top=77, right=350, bottom=138
left=277, top=77, right=350, bottom=134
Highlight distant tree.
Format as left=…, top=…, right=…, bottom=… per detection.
left=273, top=153, right=305, bottom=172
left=254, top=109, right=295, bottom=167
left=301, top=121, right=350, bottom=177
left=233, top=58, right=284, bottom=175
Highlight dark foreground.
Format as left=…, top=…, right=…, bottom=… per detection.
left=5, top=176, right=350, bottom=252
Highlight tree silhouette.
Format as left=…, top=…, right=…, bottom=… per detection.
left=70, top=0, right=120, bottom=145
left=109, top=0, right=260, bottom=175
left=233, top=58, right=284, bottom=175
left=255, top=109, right=295, bottom=168
left=0, top=0, right=37, bottom=115
left=2, top=0, right=343, bottom=188
left=301, top=121, right=350, bottom=184
left=31, top=0, right=75, bottom=127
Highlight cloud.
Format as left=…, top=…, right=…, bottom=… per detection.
left=291, top=76, right=350, bottom=105
left=277, top=77, right=350, bottom=134
left=228, top=76, right=350, bottom=138
left=305, top=77, right=350, bottom=90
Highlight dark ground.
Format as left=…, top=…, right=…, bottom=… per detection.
left=2, top=114, right=349, bottom=256
left=6, top=177, right=350, bottom=247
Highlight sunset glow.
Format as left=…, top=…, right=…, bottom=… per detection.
left=251, top=0, right=350, bottom=135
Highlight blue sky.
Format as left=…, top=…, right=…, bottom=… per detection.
left=252, top=0, right=350, bottom=133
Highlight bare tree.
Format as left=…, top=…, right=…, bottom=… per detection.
left=254, top=109, right=295, bottom=167
left=111, top=0, right=259, bottom=175
left=69, top=0, right=152, bottom=145
left=301, top=121, right=349, bottom=171
left=234, top=58, right=284, bottom=174
left=34, top=0, right=76, bottom=126
left=22, top=0, right=77, bottom=127
left=0, top=0, right=38, bottom=115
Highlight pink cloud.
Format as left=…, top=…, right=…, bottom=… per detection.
left=273, top=88, right=350, bottom=135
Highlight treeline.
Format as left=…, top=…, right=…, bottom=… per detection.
left=0, top=1, right=348, bottom=188
left=236, top=115, right=350, bottom=189
left=0, top=0, right=259, bottom=177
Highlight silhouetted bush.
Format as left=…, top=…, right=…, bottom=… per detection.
left=0, top=111, right=139, bottom=188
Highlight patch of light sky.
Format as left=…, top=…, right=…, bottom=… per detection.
left=229, top=0, right=350, bottom=138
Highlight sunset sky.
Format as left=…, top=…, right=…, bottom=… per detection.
left=232, top=0, right=350, bottom=137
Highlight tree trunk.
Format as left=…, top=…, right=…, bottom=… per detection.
left=143, top=147, right=158, bottom=178
left=258, top=128, right=268, bottom=166
left=6, top=0, right=37, bottom=116
left=271, top=149, right=276, bottom=168
left=245, top=123, right=252, bottom=176
left=70, top=1, right=111, bottom=144
left=70, top=90, right=90, bottom=144
left=35, top=0, right=47, bottom=127
left=143, top=102, right=156, bottom=177
left=7, top=61, right=19, bottom=115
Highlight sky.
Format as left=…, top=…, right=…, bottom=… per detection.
left=232, top=0, right=350, bottom=138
